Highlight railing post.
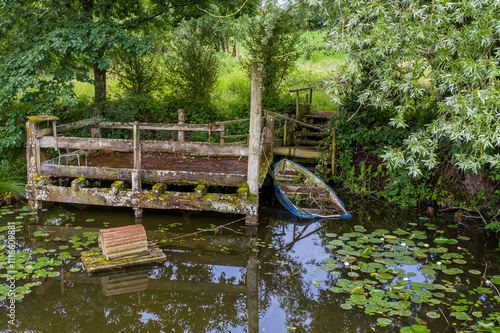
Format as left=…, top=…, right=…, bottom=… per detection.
left=177, top=109, right=185, bottom=142
left=331, top=128, right=336, bottom=177
left=246, top=60, right=263, bottom=226
left=26, top=119, right=42, bottom=212
left=132, top=121, right=142, bottom=218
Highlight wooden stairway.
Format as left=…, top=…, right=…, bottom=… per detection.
left=271, top=87, right=337, bottom=175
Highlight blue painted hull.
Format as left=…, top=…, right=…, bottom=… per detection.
left=273, top=159, right=352, bottom=220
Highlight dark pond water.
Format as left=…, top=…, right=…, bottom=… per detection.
left=1, top=195, right=499, bottom=333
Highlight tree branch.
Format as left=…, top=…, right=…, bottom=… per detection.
left=121, top=0, right=207, bottom=29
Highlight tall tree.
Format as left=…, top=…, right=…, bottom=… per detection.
left=320, top=0, right=500, bottom=176
left=0, top=0, right=205, bottom=114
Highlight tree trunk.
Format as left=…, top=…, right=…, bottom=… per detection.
left=220, top=36, right=226, bottom=53
left=232, top=39, right=239, bottom=58
left=225, top=35, right=230, bottom=54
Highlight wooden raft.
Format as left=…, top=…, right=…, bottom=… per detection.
left=81, top=224, right=166, bottom=273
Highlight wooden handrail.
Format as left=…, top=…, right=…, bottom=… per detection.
left=263, top=110, right=321, bottom=131
left=289, top=87, right=316, bottom=93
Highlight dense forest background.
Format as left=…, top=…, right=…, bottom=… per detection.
left=0, top=0, right=499, bottom=231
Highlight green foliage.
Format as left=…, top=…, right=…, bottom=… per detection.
left=241, top=5, right=303, bottom=106
left=0, top=160, right=26, bottom=199
left=111, top=50, right=166, bottom=97
left=322, top=0, right=500, bottom=176
left=164, top=20, right=220, bottom=101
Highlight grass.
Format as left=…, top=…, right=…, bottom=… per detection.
left=71, top=30, right=346, bottom=118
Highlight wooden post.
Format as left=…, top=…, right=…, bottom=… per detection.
left=295, top=91, right=300, bottom=120
left=331, top=128, right=336, bottom=177
left=220, top=124, right=225, bottom=144
left=246, top=60, right=263, bottom=226
left=177, top=109, right=185, bottom=142
left=263, top=111, right=274, bottom=153
left=283, top=119, right=288, bottom=147
left=309, top=88, right=313, bottom=104
left=132, top=121, right=142, bottom=218
left=26, top=120, right=42, bottom=212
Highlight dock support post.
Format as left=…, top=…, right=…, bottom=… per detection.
left=26, top=120, right=42, bottom=212
left=246, top=60, right=263, bottom=226
left=263, top=111, right=274, bottom=153
left=331, top=128, right=336, bottom=177
left=177, top=109, right=185, bottom=142
left=132, top=121, right=142, bottom=217
left=247, top=253, right=259, bottom=333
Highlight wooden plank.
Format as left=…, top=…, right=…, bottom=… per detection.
left=141, top=141, right=249, bottom=156
left=215, top=119, right=250, bottom=125
left=264, top=110, right=321, bottom=131
left=272, top=146, right=323, bottom=159
left=40, top=165, right=247, bottom=186
left=81, top=243, right=166, bottom=273
left=222, top=134, right=249, bottom=139
left=27, top=184, right=253, bottom=215
left=39, top=136, right=249, bottom=156
left=36, top=118, right=101, bottom=138
left=246, top=60, right=263, bottom=225
left=99, top=122, right=224, bottom=132
left=39, top=136, right=133, bottom=151
left=289, top=87, right=316, bottom=93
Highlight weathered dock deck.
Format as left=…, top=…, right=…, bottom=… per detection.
left=26, top=61, right=271, bottom=225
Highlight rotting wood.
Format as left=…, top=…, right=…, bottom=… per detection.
left=39, top=137, right=249, bottom=156
left=26, top=120, right=42, bottom=212
left=27, top=185, right=253, bottom=215
left=99, top=122, right=224, bottom=133
left=194, top=184, right=207, bottom=199
left=152, top=183, right=166, bottom=197
left=81, top=242, right=165, bottom=273
left=246, top=60, right=263, bottom=226
left=272, top=146, right=323, bottom=159
left=222, top=134, right=249, bottom=139
left=71, top=178, right=89, bottom=191
left=110, top=181, right=126, bottom=195
left=40, top=165, right=248, bottom=186
left=36, top=118, right=101, bottom=138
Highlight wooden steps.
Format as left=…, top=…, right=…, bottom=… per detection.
left=303, top=112, right=335, bottom=119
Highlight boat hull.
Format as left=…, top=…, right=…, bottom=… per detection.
left=273, top=159, right=351, bottom=220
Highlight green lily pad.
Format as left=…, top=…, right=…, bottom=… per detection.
left=426, top=311, right=440, bottom=319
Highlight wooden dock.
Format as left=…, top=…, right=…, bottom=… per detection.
left=26, top=61, right=271, bottom=225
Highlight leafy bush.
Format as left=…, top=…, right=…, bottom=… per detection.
left=164, top=21, right=220, bottom=101
left=241, top=6, right=302, bottom=106
left=111, top=50, right=166, bottom=97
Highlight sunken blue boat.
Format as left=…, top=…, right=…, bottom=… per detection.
left=273, top=159, right=352, bottom=220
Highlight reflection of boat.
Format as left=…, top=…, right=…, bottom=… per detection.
left=273, top=159, right=352, bottom=220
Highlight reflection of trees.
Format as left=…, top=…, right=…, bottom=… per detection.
left=3, top=261, right=248, bottom=333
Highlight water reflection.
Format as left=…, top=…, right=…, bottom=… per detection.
left=0, top=199, right=499, bottom=333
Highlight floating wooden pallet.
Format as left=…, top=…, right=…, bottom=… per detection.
left=81, top=242, right=166, bottom=273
